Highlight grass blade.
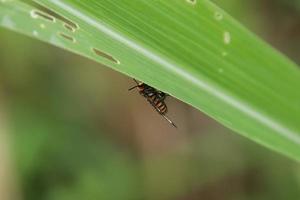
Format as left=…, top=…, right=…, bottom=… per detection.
left=1, top=0, right=300, bottom=160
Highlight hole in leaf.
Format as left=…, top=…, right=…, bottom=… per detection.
left=92, top=48, right=120, bottom=64
left=25, top=0, right=79, bottom=31
left=58, top=32, right=76, bottom=43
left=186, top=0, right=197, bottom=5
left=30, top=10, right=55, bottom=22
left=63, top=23, right=75, bottom=32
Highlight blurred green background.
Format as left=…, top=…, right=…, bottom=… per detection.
left=1, top=0, right=300, bottom=199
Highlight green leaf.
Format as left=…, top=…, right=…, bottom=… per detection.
left=1, top=0, right=300, bottom=161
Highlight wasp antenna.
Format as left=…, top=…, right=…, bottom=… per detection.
left=132, top=78, right=139, bottom=85
left=128, top=85, right=139, bottom=91
left=162, top=115, right=177, bottom=128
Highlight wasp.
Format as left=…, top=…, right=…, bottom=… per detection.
left=128, top=79, right=177, bottom=128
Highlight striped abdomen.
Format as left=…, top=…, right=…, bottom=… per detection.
left=138, top=84, right=168, bottom=114
left=147, top=94, right=168, bottom=115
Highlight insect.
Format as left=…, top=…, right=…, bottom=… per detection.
left=128, top=79, right=177, bottom=128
